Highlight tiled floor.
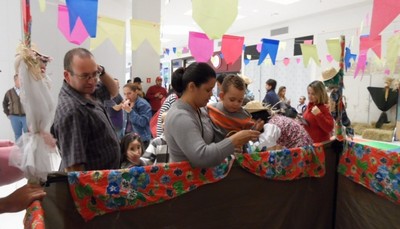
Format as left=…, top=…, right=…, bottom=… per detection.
left=0, top=178, right=28, bottom=229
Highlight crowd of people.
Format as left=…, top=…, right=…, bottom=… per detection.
left=1, top=47, right=337, bottom=214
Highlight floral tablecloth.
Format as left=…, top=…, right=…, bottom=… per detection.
left=24, top=200, right=45, bottom=229
left=338, top=141, right=400, bottom=204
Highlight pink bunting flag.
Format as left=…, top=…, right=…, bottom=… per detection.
left=370, top=0, right=400, bottom=39
left=326, top=54, right=333, bottom=63
left=182, top=47, right=189, bottom=54
left=304, top=40, right=313, bottom=44
left=188, top=32, right=214, bottom=62
left=57, top=4, right=89, bottom=45
left=256, top=43, right=262, bottom=53
left=354, top=53, right=367, bottom=78
left=296, top=58, right=301, bottom=64
left=221, top=35, right=244, bottom=65
left=283, top=58, right=290, bottom=66
left=360, top=35, right=381, bottom=58
left=384, top=69, right=390, bottom=75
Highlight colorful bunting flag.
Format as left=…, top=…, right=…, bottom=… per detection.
left=359, top=34, right=381, bottom=58
left=39, top=0, right=46, bottom=12
left=344, top=47, right=357, bottom=71
left=258, top=38, right=279, bottom=65
left=354, top=53, right=367, bottom=78
left=130, top=19, right=161, bottom=54
left=192, top=0, right=238, bottom=39
left=57, top=4, right=89, bottom=45
left=90, top=17, right=125, bottom=54
left=221, top=35, right=244, bottom=64
left=385, top=32, right=400, bottom=77
left=188, top=31, right=214, bottom=62
left=300, top=44, right=321, bottom=67
left=370, top=0, right=400, bottom=39
left=66, top=0, right=98, bottom=37
left=326, top=38, right=341, bottom=62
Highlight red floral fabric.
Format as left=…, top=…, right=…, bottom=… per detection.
left=338, top=141, right=400, bottom=204
left=236, top=143, right=326, bottom=180
left=24, top=200, right=45, bottom=229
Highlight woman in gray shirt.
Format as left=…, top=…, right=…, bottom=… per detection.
left=164, top=63, right=260, bottom=168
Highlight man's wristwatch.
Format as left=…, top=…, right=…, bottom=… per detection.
left=99, top=65, right=106, bottom=77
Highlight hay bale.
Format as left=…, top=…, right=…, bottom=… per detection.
left=362, top=128, right=394, bottom=142
left=352, top=122, right=371, bottom=135
left=370, top=122, right=396, bottom=130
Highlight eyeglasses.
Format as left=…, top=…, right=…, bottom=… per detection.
left=70, top=71, right=101, bottom=81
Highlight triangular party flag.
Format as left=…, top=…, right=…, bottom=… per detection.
left=66, top=0, right=98, bottom=37
left=359, top=34, right=381, bottom=58
left=39, top=0, right=46, bottom=12
left=90, top=17, right=125, bottom=54
left=57, top=4, right=89, bottom=45
left=326, top=38, right=341, bottom=62
left=192, top=0, right=238, bottom=39
left=130, top=19, right=161, bottom=54
left=344, top=47, right=357, bottom=71
left=182, top=47, right=189, bottom=54
left=283, top=58, right=290, bottom=66
left=370, top=0, right=400, bottom=39
left=188, top=31, right=214, bottom=62
left=258, top=38, right=279, bottom=65
left=221, top=34, right=244, bottom=64
left=296, top=58, right=301, bottom=64
left=278, top=41, right=287, bottom=51
left=300, top=44, right=321, bottom=67
left=256, top=43, right=262, bottom=53
left=354, top=53, right=367, bottom=78
left=304, top=40, right=313, bottom=45
left=385, top=32, right=400, bottom=77
left=326, top=55, right=334, bottom=63
left=165, top=48, right=170, bottom=55
left=172, top=47, right=177, bottom=53
left=244, top=58, right=250, bottom=65
left=176, top=49, right=182, bottom=57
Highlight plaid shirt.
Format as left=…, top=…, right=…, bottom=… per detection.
left=51, top=81, right=120, bottom=171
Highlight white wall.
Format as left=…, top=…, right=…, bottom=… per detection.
left=0, top=1, right=22, bottom=140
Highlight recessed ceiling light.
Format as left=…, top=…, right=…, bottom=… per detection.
left=264, top=0, right=300, bottom=5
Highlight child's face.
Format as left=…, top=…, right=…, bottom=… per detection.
left=307, top=87, right=317, bottom=103
left=126, top=139, right=142, bottom=165
left=220, top=85, right=245, bottom=113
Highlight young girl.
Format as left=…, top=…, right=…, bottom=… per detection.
left=303, top=80, right=334, bottom=143
left=120, top=133, right=146, bottom=168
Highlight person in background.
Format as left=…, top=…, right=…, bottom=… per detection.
left=121, top=83, right=152, bottom=149
left=127, top=79, right=132, bottom=84
left=241, top=75, right=254, bottom=106
left=2, top=74, right=27, bottom=141
left=262, top=79, right=280, bottom=109
left=104, top=78, right=124, bottom=139
left=120, top=133, right=146, bottom=168
left=296, top=96, right=307, bottom=115
left=303, top=80, right=334, bottom=143
left=143, top=112, right=169, bottom=164
left=164, top=62, right=260, bottom=168
left=146, top=76, right=167, bottom=115
left=51, top=47, right=120, bottom=172
left=133, top=77, right=145, bottom=97
left=208, top=73, right=227, bottom=104
left=207, top=74, right=261, bottom=142
left=277, top=86, right=291, bottom=108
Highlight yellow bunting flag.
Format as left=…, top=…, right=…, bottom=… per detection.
left=326, top=38, right=341, bottom=62
left=90, top=17, right=125, bottom=54
left=386, top=33, right=400, bottom=77
left=278, top=41, right=287, bottom=51
left=39, top=0, right=46, bottom=12
left=192, top=0, right=238, bottom=39
left=130, top=19, right=160, bottom=54
left=300, top=44, right=321, bottom=67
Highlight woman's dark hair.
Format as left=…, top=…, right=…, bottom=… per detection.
left=251, top=110, right=270, bottom=123
left=120, top=133, right=143, bottom=164
left=172, top=62, right=216, bottom=94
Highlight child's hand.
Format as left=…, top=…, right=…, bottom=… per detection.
left=127, top=150, right=141, bottom=165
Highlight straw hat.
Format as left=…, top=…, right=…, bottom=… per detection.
left=243, top=101, right=268, bottom=113
left=322, top=67, right=338, bottom=81
left=241, top=75, right=252, bottom=85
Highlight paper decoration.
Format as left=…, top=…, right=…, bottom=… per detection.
left=296, top=58, right=301, bottom=64
left=192, top=0, right=238, bottom=39
left=221, top=35, right=244, bottom=64
left=210, top=55, right=220, bottom=67
left=354, top=53, right=367, bottom=78
left=244, top=58, right=250, bottom=65
left=176, top=49, right=182, bottom=57
left=278, top=42, right=287, bottom=51
left=283, top=58, right=290, bottom=66
left=300, top=44, right=321, bottom=67
left=370, top=0, right=400, bottom=39
left=326, top=55, right=333, bottom=63
left=66, top=0, right=98, bottom=37
left=326, top=38, right=341, bottom=62
left=58, top=4, right=89, bottom=45
left=182, top=47, right=189, bottom=53
left=359, top=34, right=382, bottom=58
left=130, top=19, right=161, bottom=54
left=172, top=47, right=177, bottom=53
left=39, top=0, right=46, bottom=12
left=258, top=38, right=279, bottom=65
left=384, top=69, right=390, bottom=75
left=188, top=31, right=214, bottom=62
left=165, top=48, right=170, bottom=55
left=90, top=17, right=125, bottom=54
left=304, top=40, right=313, bottom=45
left=344, top=47, right=357, bottom=71
left=385, top=32, right=400, bottom=77
left=256, top=43, right=262, bottom=53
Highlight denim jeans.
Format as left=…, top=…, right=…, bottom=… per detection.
left=9, top=115, right=28, bottom=141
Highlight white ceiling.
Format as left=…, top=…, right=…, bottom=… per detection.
left=160, top=0, right=373, bottom=48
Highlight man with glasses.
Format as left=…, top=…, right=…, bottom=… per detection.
left=51, top=48, right=120, bottom=172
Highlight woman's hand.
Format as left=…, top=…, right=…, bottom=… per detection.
left=121, top=99, right=133, bottom=113
left=229, top=129, right=260, bottom=148
left=311, top=106, right=321, bottom=115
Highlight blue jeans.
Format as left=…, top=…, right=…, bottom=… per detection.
left=9, top=115, right=28, bottom=141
